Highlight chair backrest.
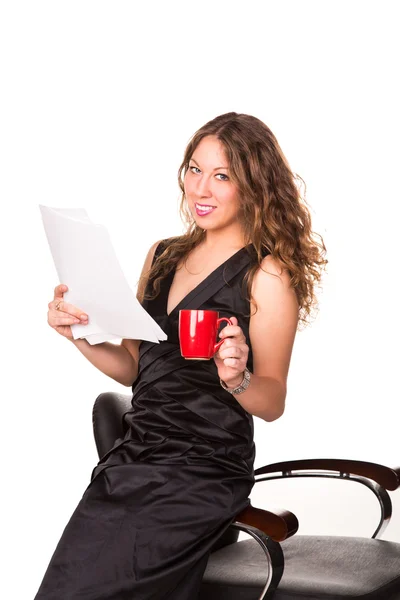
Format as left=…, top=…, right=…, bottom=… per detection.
left=92, top=392, right=132, bottom=458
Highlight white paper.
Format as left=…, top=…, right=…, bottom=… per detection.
left=39, top=205, right=167, bottom=345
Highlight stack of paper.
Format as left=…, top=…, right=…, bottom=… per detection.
left=39, top=205, right=167, bottom=345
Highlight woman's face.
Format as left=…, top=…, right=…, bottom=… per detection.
left=184, top=135, right=241, bottom=233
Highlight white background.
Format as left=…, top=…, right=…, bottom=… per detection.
left=1, top=1, right=399, bottom=597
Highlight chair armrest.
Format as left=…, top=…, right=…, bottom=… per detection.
left=234, top=502, right=299, bottom=542
left=255, top=459, right=400, bottom=491
left=229, top=522, right=284, bottom=598
left=255, top=458, right=399, bottom=539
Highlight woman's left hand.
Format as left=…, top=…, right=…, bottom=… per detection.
left=214, top=316, right=249, bottom=388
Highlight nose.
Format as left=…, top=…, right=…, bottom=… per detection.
left=195, top=174, right=212, bottom=198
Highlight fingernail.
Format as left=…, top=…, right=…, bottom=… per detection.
left=80, top=315, right=88, bottom=320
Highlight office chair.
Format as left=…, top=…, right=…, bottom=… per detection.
left=93, top=392, right=400, bottom=599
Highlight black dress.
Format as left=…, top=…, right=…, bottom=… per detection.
left=35, top=240, right=268, bottom=600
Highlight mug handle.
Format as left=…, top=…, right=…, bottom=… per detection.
left=213, top=317, right=233, bottom=354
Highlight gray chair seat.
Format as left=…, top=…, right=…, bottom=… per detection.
left=200, top=535, right=400, bottom=599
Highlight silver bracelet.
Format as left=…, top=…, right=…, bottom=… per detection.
left=220, top=367, right=251, bottom=395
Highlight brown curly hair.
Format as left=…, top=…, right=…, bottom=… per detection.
left=140, top=112, right=328, bottom=330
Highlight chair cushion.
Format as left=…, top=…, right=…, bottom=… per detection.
left=199, top=535, right=400, bottom=600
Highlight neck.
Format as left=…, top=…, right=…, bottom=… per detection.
left=201, top=225, right=247, bottom=251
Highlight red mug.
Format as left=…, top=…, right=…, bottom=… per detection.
left=179, top=310, right=233, bottom=360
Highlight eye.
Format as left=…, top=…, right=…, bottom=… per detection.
left=216, top=173, right=229, bottom=181
left=189, top=165, right=201, bottom=174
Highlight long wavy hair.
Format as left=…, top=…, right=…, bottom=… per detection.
left=140, top=112, right=328, bottom=330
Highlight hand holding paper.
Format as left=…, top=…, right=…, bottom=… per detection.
left=40, top=205, right=167, bottom=345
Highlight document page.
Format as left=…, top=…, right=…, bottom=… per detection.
left=39, top=205, right=167, bottom=345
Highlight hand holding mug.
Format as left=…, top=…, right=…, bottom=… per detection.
left=178, top=310, right=249, bottom=388
left=47, top=284, right=89, bottom=340
left=213, top=316, right=249, bottom=388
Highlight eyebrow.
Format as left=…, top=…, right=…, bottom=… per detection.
left=189, top=157, right=229, bottom=171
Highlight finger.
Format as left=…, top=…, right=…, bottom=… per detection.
left=51, top=315, right=83, bottom=326
left=219, top=337, right=242, bottom=349
left=219, top=325, right=245, bottom=340
left=218, top=340, right=235, bottom=356
left=54, top=284, right=68, bottom=299
left=220, top=337, right=249, bottom=353
left=223, top=357, right=241, bottom=368
left=53, top=325, right=74, bottom=339
left=48, top=300, right=88, bottom=320
left=220, top=345, right=249, bottom=364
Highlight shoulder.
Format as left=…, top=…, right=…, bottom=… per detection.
left=141, top=235, right=184, bottom=276
left=143, top=239, right=164, bottom=271
left=152, top=235, right=183, bottom=258
left=251, top=254, right=295, bottom=300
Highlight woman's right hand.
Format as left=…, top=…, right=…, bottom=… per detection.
left=47, top=284, right=89, bottom=340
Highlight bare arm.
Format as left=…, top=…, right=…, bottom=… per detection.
left=216, top=254, right=299, bottom=421
left=69, top=338, right=138, bottom=387
left=49, top=240, right=161, bottom=387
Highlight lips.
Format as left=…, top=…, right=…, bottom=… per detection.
left=195, top=202, right=216, bottom=216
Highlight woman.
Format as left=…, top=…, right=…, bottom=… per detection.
left=36, top=112, right=327, bottom=599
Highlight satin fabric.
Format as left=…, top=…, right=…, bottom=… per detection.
left=34, top=240, right=269, bottom=600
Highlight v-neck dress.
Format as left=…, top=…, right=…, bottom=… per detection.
left=35, top=239, right=269, bottom=600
